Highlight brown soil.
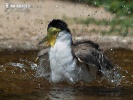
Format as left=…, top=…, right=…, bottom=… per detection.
left=0, top=0, right=133, bottom=50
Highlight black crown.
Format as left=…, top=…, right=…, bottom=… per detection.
left=47, top=19, right=70, bottom=32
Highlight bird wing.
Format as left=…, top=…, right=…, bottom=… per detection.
left=72, top=40, right=113, bottom=71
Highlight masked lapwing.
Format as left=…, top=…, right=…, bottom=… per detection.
left=38, top=19, right=113, bottom=84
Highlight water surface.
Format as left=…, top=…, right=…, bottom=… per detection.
left=0, top=49, right=133, bottom=100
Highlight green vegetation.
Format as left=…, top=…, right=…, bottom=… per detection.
left=62, top=15, right=133, bottom=36
left=78, top=17, right=133, bottom=36
left=68, top=0, right=133, bottom=36
left=70, top=0, right=133, bottom=16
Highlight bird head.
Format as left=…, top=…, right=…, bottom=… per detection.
left=38, top=19, right=70, bottom=47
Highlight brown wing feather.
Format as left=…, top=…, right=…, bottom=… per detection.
left=72, top=41, right=113, bottom=70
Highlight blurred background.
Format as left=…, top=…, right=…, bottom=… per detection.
left=0, top=0, right=133, bottom=50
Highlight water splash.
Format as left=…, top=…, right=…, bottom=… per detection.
left=19, top=59, right=37, bottom=70
left=101, top=66, right=123, bottom=86
left=35, top=56, right=123, bottom=85
left=8, top=62, right=25, bottom=68
left=35, top=57, right=50, bottom=78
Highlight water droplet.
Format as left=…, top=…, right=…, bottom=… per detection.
left=38, top=84, right=41, bottom=88
left=23, top=69, right=26, bottom=72
left=43, top=17, right=45, bottom=20
left=125, top=70, right=128, bottom=73
left=0, top=65, right=4, bottom=68
left=4, top=69, right=6, bottom=71
left=111, top=80, right=114, bottom=83
left=120, top=17, right=124, bottom=20
left=8, top=45, right=12, bottom=48
left=31, top=63, right=37, bottom=70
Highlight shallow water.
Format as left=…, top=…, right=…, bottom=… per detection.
left=0, top=49, right=133, bottom=100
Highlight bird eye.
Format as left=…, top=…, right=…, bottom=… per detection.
left=53, top=32, right=57, bottom=35
left=54, top=32, right=58, bottom=35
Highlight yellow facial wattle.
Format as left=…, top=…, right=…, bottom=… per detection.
left=47, top=35, right=56, bottom=47
left=38, top=27, right=61, bottom=48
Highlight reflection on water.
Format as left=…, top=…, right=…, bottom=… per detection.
left=0, top=49, right=133, bottom=100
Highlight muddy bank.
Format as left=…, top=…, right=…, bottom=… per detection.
left=75, top=35, right=133, bottom=51
left=0, top=35, right=133, bottom=51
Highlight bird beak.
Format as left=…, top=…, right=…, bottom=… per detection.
left=39, top=35, right=58, bottom=48
left=38, top=36, right=48, bottom=45
left=38, top=27, right=61, bottom=48
left=38, top=35, right=56, bottom=48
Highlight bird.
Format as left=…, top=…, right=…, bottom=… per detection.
left=38, top=19, right=113, bottom=84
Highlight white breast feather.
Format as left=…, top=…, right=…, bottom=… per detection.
left=49, top=31, right=97, bottom=84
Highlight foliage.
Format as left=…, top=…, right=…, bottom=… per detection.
left=69, top=0, right=133, bottom=16
left=63, top=15, right=133, bottom=36
left=68, top=0, right=133, bottom=36
left=78, top=17, right=133, bottom=36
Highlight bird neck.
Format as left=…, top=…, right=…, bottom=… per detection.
left=49, top=30, right=73, bottom=61
left=49, top=30, right=75, bottom=71
left=56, top=30, right=73, bottom=46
